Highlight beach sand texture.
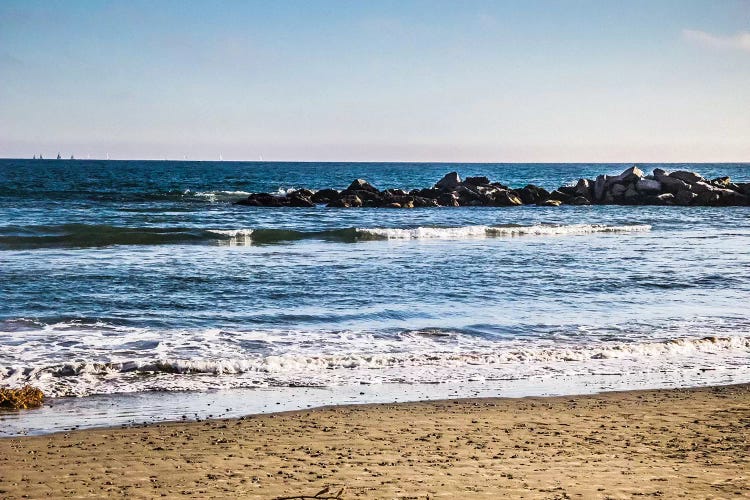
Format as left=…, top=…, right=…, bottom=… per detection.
left=1, top=384, right=748, bottom=499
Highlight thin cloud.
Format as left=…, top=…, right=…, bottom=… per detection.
left=682, top=29, right=750, bottom=52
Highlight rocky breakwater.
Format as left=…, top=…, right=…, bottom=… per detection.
left=236, top=167, right=750, bottom=208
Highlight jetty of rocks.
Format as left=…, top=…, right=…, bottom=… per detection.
left=236, top=167, right=750, bottom=208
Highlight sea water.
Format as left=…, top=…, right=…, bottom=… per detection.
left=1, top=160, right=749, bottom=434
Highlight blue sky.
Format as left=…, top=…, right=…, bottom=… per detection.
left=1, top=0, right=749, bottom=161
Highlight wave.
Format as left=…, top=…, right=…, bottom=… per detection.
left=0, top=223, right=651, bottom=250
left=2, top=334, right=747, bottom=397
left=358, top=224, right=652, bottom=240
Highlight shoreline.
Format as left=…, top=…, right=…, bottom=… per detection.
left=4, top=372, right=748, bottom=437
left=1, top=383, right=748, bottom=498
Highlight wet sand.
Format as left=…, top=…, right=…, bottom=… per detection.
left=1, top=384, right=748, bottom=499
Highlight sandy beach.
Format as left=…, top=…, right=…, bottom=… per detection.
left=0, top=384, right=748, bottom=499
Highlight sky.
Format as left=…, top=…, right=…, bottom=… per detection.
left=1, top=0, right=749, bottom=162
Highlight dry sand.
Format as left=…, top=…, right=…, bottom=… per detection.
left=1, top=384, right=748, bottom=499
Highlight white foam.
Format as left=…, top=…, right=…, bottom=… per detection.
left=206, top=229, right=254, bottom=246
left=192, top=190, right=253, bottom=202
left=358, top=224, right=652, bottom=240
left=2, top=330, right=748, bottom=397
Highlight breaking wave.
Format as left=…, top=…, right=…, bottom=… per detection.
left=358, top=224, right=652, bottom=240
left=2, top=334, right=747, bottom=397
left=0, top=223, right=651, bottom=249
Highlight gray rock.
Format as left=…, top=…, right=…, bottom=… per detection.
left=670, top=171, right=703, bottom=184
left=435, top=172, right=462, bottom=191
left=657, top=175, right=691, bottom=194
left=714, top=189, right=748, bottom=206
left=594, top=175, right=608, bottom=202
left=624, top=185, right=640, bottom=201
left=412, top=197, right=439, bottom=208
left=436, top=192, right=460, bottom=207
left=347, top=179, right=379, bottom=193
left=327, top=194, right=362, bottom=208
left=609, top=166, right=644, bottom=185
left=575, top=178, right=593, bottom=198
left=690, top=181, right=716, bottom=194
left=656, top=193, right=675, bottom=205
left=610, top=184, right=627, bottom=197
left=310, top=188, right=340, bottom=204
left=287, top=192, right=315, bottom=207
left=464, top=176, right=490, bottom=186
left=491, top=189, right=523, bottom=206
left=695, top=191, right=721, bottom=206
left=547, top=190, right=571, bottom=203
left=518, top=184, right=549, bottom=204
left=636, top=178, right=662, bottom=193
left=674, top=190, right=697, bottom=206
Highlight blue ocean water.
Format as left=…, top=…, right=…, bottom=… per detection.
left=1, top=160, right=749, bottom=401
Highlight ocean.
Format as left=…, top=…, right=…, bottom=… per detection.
left=1, top=160, right=749, bottom=434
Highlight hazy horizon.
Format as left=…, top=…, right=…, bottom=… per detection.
left=2, top=0, right=749, bottom=162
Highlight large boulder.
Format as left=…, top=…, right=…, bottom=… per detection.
left=695, top=191, right=721, bottom=206
left=412, top=187, right=442, bottom=199
left=593, top=175, right=608, bottom=202
left=455, top=185, right=482, bottom=205
left=636, top=178, right=662, bottom=193
left=435, top=172, right=462, bottom=191
left=608, top=166, right=644, bottom=185
left=518, top=184, right=549, bottom=205
left=670, top=171, right=703, bottom=184
left=346, top=179, right=379, bottom=193
left=623, top=185, right=641, bottom=203
left=464, top=176, right=490, bottom=186
left=327, top=194, right=362, bottom=208
left=657, top=175, right=691, bottom=194
left=674, top=190, right=697, bottom=206
left=574, top=178, right=593, bottom=200
left=713, top=189, right=748, bottom=206
left=610, top=184, right=628, bottom=197
left=547, top=190, right=572, bottom=203
left=490, top=189, right=523, bottom=206
left=412, top=196, right=439, bottom=208
left=287, top=191, right=315, bottom=207
left=311, top=188, right=340, bottom=204
left=436, top=192, right=460, bottom=207
left=236, top=193, right=285, bottom=207
left=690, top=181, right=716, bottom=194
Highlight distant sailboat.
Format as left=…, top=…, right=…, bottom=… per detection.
left=259, top=154, right=264, bottom=161
left=70, top=155, right=74, bottom=160
left=56, top=153, right=61, bottom=160
left=106, top=153, right=110, bottom=160
left=219, top=153, right=223, bottom=161
left=33, top=155, right=36, bottom=159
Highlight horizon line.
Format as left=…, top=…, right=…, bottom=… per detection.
left=2, top=157, right=749, bottom=165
